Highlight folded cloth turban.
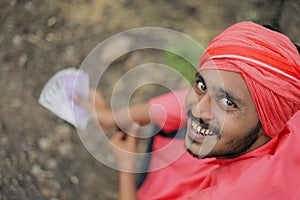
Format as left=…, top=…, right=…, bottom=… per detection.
left=199, top=21, right=300, bottom=137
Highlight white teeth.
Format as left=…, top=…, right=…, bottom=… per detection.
left=192, top=121, right=197, bottom=129
left=191, top=120, right=215, bottom=136
left=205, top=129, right=210, bottom=135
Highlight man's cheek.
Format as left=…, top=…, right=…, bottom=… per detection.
left=185, top=89, right=198, bottom=108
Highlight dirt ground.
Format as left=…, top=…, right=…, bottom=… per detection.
left=1, top=0, right=300, bottom=199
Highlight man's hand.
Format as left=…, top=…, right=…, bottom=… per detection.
left=109, top=124, right=140, bottom=172
left=74, top=89, right=152, bottom=133
left=111, top=125, right=140, bottom=200
left=73, top=89, right=116, bottom=130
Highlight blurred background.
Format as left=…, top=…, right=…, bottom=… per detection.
left=1, top=0, right=300, bottom=199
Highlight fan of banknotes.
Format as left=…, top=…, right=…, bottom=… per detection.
left=39, top=68, right=90, bottom=130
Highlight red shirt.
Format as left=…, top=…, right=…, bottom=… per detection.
left=137, top=90, right=300, bottom=200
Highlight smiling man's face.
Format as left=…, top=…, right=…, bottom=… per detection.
left=184, top=70, right=270, bottom=159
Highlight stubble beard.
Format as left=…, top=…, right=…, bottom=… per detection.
left=185, top=121, right=262, bottom=159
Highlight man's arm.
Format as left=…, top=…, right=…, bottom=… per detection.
left=118, top=172, right=137, bottom=200
left=109, top=126, right=140, bottom=200
left=73, top=89, right=151, bottom=130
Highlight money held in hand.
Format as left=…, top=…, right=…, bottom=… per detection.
left=39, top=68, right=90, bottom=130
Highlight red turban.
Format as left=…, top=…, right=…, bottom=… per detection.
left=199, top=21, right=300, bottom=137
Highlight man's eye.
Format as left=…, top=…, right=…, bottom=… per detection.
left=219, top=98, right=236, bottom=108
left=197, top=81, right=206, bottom=92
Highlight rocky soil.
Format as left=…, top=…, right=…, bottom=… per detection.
left=1, top=0, right=300, bottom=199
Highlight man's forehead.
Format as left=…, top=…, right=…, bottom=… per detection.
left=198, top=69, right=245, bottom=85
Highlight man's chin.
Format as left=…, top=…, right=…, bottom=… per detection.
left=184, top=137, right=206, bottom=158
left=184, top=135, right=220, bottom=159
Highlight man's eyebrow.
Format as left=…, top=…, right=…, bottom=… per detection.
left=214, top=87, right=244, bottom=105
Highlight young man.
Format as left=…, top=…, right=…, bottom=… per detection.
left=76, top=21, right=300, bottom=199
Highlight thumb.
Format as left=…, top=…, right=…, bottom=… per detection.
left=125, top=123, right=140, bottom=144
left=73, top=93, right=92, bottom=112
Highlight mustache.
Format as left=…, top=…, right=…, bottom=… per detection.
left=187, top=109, right=221, bottom=137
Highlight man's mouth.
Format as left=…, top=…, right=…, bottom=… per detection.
left=187, top=109, right=219, bottom=140
left=191, top=120, right=216, bottom=136
left=185, top=109, right=220, bottom=157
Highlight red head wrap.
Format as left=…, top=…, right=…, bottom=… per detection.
left=199, top=21, right=300, bottom=137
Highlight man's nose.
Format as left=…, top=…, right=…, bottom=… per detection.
left=192, top=93, right=213, bottom=121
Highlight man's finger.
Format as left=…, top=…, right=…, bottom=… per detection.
left=125, top=123, right=140, bottom=144
left=114, top=123, right=140, bottom=143
left=73, top=93, right=92, bottom=112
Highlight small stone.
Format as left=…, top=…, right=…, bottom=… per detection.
left=46, top=33, right=55, bottom=42
left=46, top=158, right=57, bottom=169
left=55, top=124, right=71, bottom=140
left=38, top=137, right=51, bottom=151
left=70, top=175, right=79, bottom=184
left=65, top=45, right=75, bottom=56
left=47, top=17, right=57, bottom=27
left=40, top=188, right=51, bottom=197
left=24, top=1, right=34, bottom=12
left=58, top=142, right=73, bottom=157
left=12, top=35, right=23, bottom=46
left=18, top=54, right=28, bottom=67
left=31, top=164, right=42, bottom=176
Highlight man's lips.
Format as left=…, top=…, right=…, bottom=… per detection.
left=191, top=120, right=216, bottom=136
left=186, top=109, right=219, bottom=143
